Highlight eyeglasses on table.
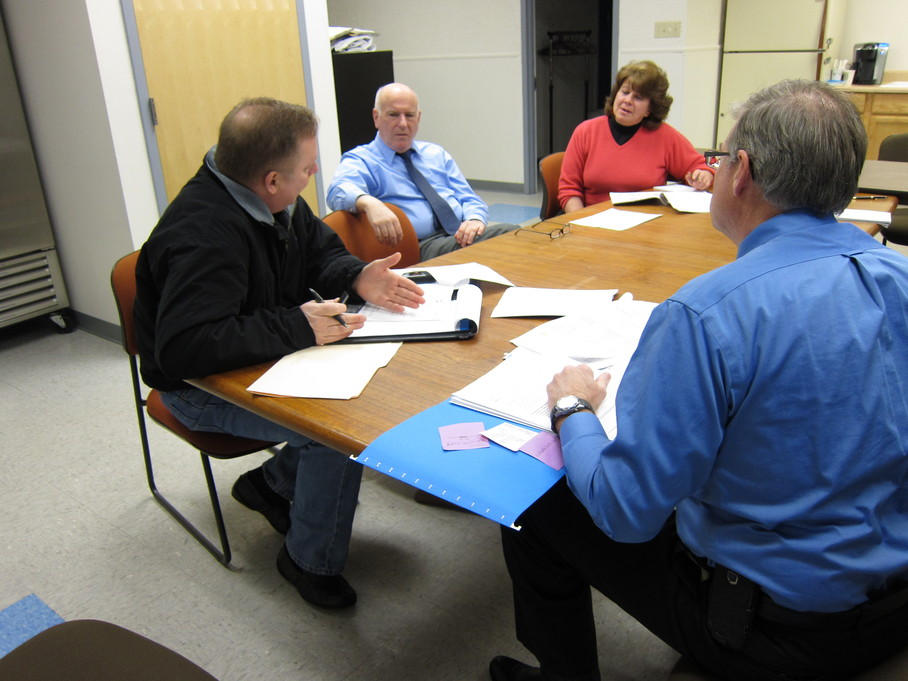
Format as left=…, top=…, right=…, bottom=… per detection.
left=515, top=221, right=572, bottom=240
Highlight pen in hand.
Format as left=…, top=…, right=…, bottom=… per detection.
left=853, top=195, right=888, bottom=200
left=308, top=288, right=348, bottom=327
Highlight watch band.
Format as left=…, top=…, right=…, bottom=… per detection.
left=550, top=396, right=593, bottom=432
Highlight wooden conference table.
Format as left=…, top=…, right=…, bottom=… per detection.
left=190, top=196, right=894, bottom=456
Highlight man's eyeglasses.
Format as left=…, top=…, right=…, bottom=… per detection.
left=703, top=151, right=730, bottom=169
left=515, top=222, right=572, bottom=240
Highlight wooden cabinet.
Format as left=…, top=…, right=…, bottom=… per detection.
left=839, top=84, right=908, bottom=160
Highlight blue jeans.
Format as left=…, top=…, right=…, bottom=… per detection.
left=161, top=387, right=362, bottom=575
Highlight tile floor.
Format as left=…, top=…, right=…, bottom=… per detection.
left=0, top=318, right=678, bottom=678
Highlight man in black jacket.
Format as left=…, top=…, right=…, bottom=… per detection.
left=135, top=98, right=424, bottom=609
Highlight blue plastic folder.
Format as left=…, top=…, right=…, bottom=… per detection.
left=354, top=401, right=565, bottom=528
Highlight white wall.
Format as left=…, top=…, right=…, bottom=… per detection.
left=1, top=0, right=145, bottom=327
left=836, top=0, right=908, bottom=73
left=616, top=0, right=723, bottom=149
left=298, top=0, right=341, bottom=208
left=1, top=0, right=334, bottom=327
left=328, top=0, right=525, bottom=185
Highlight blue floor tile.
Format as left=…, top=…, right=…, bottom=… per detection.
left=488, top=203, right=539, bottom=224
left=0, top=594, right=64, bottom=657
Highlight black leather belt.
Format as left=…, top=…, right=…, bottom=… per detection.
left=682, top=545, right=908, bottom=630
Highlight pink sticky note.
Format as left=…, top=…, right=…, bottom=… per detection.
left=520, top=431, right=564, bottom=470
left=439, top=422, right=489, bottom=451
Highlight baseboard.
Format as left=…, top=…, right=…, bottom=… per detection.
left=467, top=179, right=529, bottom=193
left=73, top=311, right=120, bottom=344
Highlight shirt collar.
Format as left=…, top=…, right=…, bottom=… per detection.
left=373, top=133, right=423, bottom=164
left=737, top=210, right=834, bottom=258
left=204, top=147, right=296, bottom=225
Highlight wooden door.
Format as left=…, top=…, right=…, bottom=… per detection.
left=132, top=0, right=318, bottom=212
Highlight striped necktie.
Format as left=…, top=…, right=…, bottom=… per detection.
left=398, top=150, right=459, bottom=235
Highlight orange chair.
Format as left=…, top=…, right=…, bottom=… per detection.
left=323, top=202, right=421, bottom=267
left=538, top=151, right=565, bottom=220
left=110, top=251, right=277, bottom=567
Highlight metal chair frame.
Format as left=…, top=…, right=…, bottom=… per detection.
left=111, top=251, right=275, bottom=568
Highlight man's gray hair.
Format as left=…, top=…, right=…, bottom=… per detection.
left=726, top=79, right=866, bottom=215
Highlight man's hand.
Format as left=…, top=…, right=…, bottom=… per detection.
left=353, top=252, right=426, bottom=313
left=685, top=169, right=714, bottom=191
left=356, top=195, right=403, bottom=245
left=300, top=299, right=365, bottom=345
left=454, top=219, right=486, bottom=247
left=546, top=365, right=611, bottom=411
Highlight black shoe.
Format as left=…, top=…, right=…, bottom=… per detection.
left=276, top=545, right=357, bottom=609
left=489, top=656, right=543, bottom=681
left=231, top=466, right=290, bottom=534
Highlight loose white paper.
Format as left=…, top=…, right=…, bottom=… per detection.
left=481, top=422, right=538, bottom=451
left=247, top=343, right=401, bottom=399
left=569, top=208, right=662, bottom=231
left=491, top=287, right=618, bottom=318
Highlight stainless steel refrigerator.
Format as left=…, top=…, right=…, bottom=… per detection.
left=715, top=0, right=827, bottom=144
left=0, top=10, right=72, bottom=331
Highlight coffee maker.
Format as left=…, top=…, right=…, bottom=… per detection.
left=852, top=43, right=889, bottom=85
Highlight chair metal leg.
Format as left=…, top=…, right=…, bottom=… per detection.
left=128, top=362, right=237, bottom=569
left=199, top=452, right=233, bottom=566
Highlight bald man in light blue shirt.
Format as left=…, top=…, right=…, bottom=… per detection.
left=327, top=83, right=516, bottom=260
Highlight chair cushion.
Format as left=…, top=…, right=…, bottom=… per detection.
left=0, top=619, right=219, bottom=681
left=146, top=389, right=277, bottom=459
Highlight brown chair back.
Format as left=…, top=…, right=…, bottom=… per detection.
left=878, top=133, right=908, bottom=163
left=111, top=251, right=141, bottom=356
left=538, top=151, right=565, bottom=220
left=323, top=202, right=421, bottom=267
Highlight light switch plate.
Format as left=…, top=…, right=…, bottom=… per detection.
left=654, top=21, right=681, bottom=39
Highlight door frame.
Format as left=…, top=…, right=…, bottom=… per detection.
left=118, top=0, right=324, bottom=215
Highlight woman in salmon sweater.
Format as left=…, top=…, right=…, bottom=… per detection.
left=559, top=60, right=713, bottom=213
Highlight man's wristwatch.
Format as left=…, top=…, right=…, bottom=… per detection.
left=550, top=395, right=593, bottom=432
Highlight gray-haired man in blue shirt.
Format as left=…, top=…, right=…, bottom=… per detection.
left=490, top=80, right=908, bottom=681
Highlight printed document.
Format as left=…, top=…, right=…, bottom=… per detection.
left=452, top=294, right=658, bottom=438
left=346, top=283, right=482, bottom=341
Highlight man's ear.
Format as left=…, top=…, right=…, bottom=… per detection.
left=263, top=170, right=280, bottom=196
left=731, top=150, right=754, bottom=197
left=372, top=108, right=380, bottom=129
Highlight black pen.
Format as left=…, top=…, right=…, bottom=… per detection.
left=853, top=195, right=888, bottom=200
left=308, top=288, right=347, bottom=327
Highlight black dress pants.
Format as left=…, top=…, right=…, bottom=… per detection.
left=500, top=479, right=908, bottom=681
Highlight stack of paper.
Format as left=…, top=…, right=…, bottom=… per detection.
left=836, top=208, right=892, bottom=226
left=329, top=26, right=376, bottom=53
left=452, top=294, right=657, bottom=438
left=609, top=189, right=712, bottom=213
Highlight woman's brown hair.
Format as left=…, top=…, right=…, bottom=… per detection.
left=604, top=60, right=673, bottom=130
